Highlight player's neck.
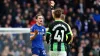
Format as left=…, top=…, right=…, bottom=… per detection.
left=55, top=18, right=62, bottom=21
left=36, top=22, right=41, bottom=26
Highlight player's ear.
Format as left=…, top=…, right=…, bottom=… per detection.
left=35, top=18, right=38, bottom=22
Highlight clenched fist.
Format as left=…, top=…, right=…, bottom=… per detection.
left=30, top=30, right=38, bottom=41
left=34, top=30, right=38, bottom=35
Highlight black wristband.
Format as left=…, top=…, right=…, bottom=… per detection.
left=51, top=6, right=54, bottom=10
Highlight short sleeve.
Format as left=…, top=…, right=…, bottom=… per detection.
left=44, top=28, right=46, bottom=33
left=30, top=26, right=34, bottom=32
left=66, top=24, right=73, bottom=36
left=43, top=27, right=46, bottom=36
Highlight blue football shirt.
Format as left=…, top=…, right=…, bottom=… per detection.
left=30, top=24, right=46, bottom=49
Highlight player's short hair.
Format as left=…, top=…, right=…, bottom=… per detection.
left=36, top=14, right=43, bottom=19
left=54, top=8, right=62, bottom=18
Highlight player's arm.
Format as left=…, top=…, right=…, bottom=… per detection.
left=43, top=28, right=46, bottom=41
left=30, top=30, right=38, bottom=41
left=50, top=1, right=55, bottom=18
left=66, top=24, right=73, bottom=44
left=43, top=35, right=46, bottom=41
left=46, top=27, right=52, bottom=44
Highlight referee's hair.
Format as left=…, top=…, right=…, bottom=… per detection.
left=54, top=8, right=62, bottom=18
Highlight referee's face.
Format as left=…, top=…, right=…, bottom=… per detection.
left=36, top=16, right=44, bottom=25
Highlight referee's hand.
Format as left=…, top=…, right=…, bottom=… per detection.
left=50, top=1, right=55, bottom=7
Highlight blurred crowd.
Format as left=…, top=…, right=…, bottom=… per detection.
left=0, top=0, right=100, bottom=56
left=0, top=33, right=31, bottom=56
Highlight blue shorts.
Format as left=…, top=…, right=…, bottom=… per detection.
left=31, top=47, right=46, bottom=56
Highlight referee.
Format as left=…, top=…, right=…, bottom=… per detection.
left=46, top=1, right=73, bottom=56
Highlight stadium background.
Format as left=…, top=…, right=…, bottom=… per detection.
left=0, top=0, right=100, bottom=56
